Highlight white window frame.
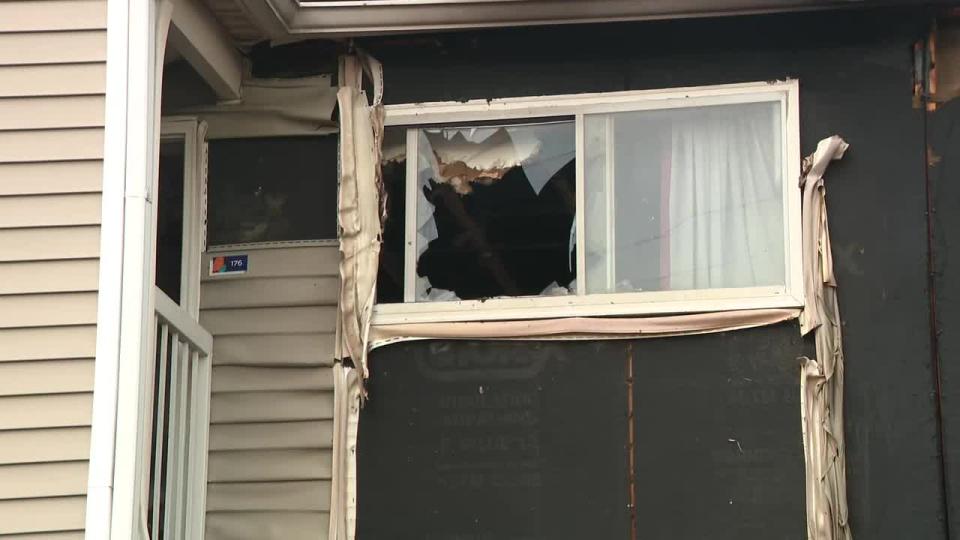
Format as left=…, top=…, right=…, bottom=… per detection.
left=373, top=80, right=802, bottom=325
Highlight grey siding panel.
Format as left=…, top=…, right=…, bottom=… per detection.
left=0, top=3, right=105, bottom=532
left=201, top=246, right=338, bottom=538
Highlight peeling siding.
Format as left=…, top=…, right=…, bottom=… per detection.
left=0, top=0, right=106, bottom=535
left=201, top=246, right=338, bottom=540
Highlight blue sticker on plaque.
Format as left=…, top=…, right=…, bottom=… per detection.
left=210, top=254, right=248, bottom=275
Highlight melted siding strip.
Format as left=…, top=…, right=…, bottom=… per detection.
left=208, top=421, right=334, bottom=451
left=206, top=511, right=330, bottom=540
left=207, top=449, right=333, bottom=482
left=212, top=333, right=335, bottom=366
left=206, top=480, right=331, bottom=512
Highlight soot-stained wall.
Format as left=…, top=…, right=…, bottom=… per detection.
left=349, top=8, right=943, bottom=539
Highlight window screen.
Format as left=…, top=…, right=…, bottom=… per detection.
left=206, top=135, right=339, bottom=246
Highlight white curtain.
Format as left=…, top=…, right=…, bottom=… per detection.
left=668, top=103, right=784, bottom=290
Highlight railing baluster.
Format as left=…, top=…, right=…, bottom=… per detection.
left=150, top=322, right=170, bottom=538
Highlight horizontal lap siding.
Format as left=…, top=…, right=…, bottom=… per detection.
left=0, top=2, right=106, bottom=536
left=201, top=246, right=339, bottom=540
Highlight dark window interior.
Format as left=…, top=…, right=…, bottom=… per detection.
left=207, top=135, right=339, bottom=246
left=156, top=140, right=184, bottom=303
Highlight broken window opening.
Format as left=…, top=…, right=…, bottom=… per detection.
left=377, top=121, right=577, bottom=303
left=374, top=82, right=801, bottom=321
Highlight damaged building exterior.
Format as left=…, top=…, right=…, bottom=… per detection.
left=5, top=0, right=960, bottom=539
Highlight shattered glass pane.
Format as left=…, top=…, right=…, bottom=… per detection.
left=376, top=127, right=407, bottom=304
left=414, top=121, right=576, bottom=301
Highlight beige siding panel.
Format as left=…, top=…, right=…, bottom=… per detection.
left=0, top=194, right=100, bottom=228
left=0, top=129, right=103, bottom=162
left=0, top=496, right=85, bottom=535
left=0, top=359, right=94, bottom=396
left=0, top=64, right=105, bottom=98
left=207, top=481, right=330, bottom=512
left=0, top=96, right=105, bottom=131
left=202, top=247, right=338, bottom=280
left=0, top=226, right=100, bottom=262
left=0, top=31, right=106, bottom=66
left=0, top=259, right=98, bottom=295
left=0, top=427, right=89, bottom=465
left=0, top=393, right=91, bottom=430
left=210, top=391, right=334, bottom=423
left=0, top=293, right=97, bottom=329
left=0, top=161, right=102, bottom=195
left=207, top=449, right=332, bottom=482
left=209, top=421, right=333, bottom=451
left=0, top=0, right=106, bottom=32
left=212, top=333, right=334, bottom=366
left=2, top=532, right=84, bottom=540
left=201, top=276, right=338, bottom=309
left=206, top=511, right=329, bottom=540
left=212, top=366, right=333, bottom=393
left=201, top=306, right=336, bottom=336
left=0, top=462, right=87, bottom=500
left=0, top=326, right=96, bottom=361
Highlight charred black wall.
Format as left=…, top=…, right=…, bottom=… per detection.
left=348, top=9, right=944, bottom=539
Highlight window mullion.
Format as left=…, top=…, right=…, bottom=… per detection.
left=575, top=113, right=586, bottom=296
left=403, top=128, right=419, bottom=302
left=604, top=115, right=616, bottom=291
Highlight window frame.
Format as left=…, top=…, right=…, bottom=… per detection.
left=374, top=80, right=802, bottom=325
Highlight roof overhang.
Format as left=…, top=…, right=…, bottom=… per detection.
left=233, top=0, right=921, bottom=39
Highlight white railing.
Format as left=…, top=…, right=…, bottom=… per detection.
left=148, top=287, right=213, bottom=540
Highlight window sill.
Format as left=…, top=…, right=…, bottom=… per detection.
left=372, top=286, right=802, bottom=325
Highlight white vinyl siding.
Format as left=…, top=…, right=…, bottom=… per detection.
left=0, top=0, right=106, bottom=536
left=200, top=246, right=338, bottom=540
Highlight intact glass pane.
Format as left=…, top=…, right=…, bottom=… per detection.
left=413, top=121, right=576, bottom=302
left=584, top=101, right=784, bottom=293
left=206, top=135, right=339, bottom=246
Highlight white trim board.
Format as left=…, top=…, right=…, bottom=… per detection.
left=233, top=0, right=894, bottom=38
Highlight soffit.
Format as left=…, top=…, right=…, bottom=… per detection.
left=218, top=0, right=934, bottom=41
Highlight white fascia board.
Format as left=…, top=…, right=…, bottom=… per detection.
left=237, top=0, right=881, bottom=38
left=169, top=0, right=243, bottom=101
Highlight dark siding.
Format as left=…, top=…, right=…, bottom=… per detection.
left=930, top=97, right=960, bottom=537
left=350, top=9, right=943, bottom=539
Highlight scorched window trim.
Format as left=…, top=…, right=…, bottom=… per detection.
left=374, top=80, right=802, bottom=325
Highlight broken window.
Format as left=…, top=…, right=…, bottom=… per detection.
left=377, top=121, right=576, bottom=303
left=375, top=82, right=801, bottom=321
